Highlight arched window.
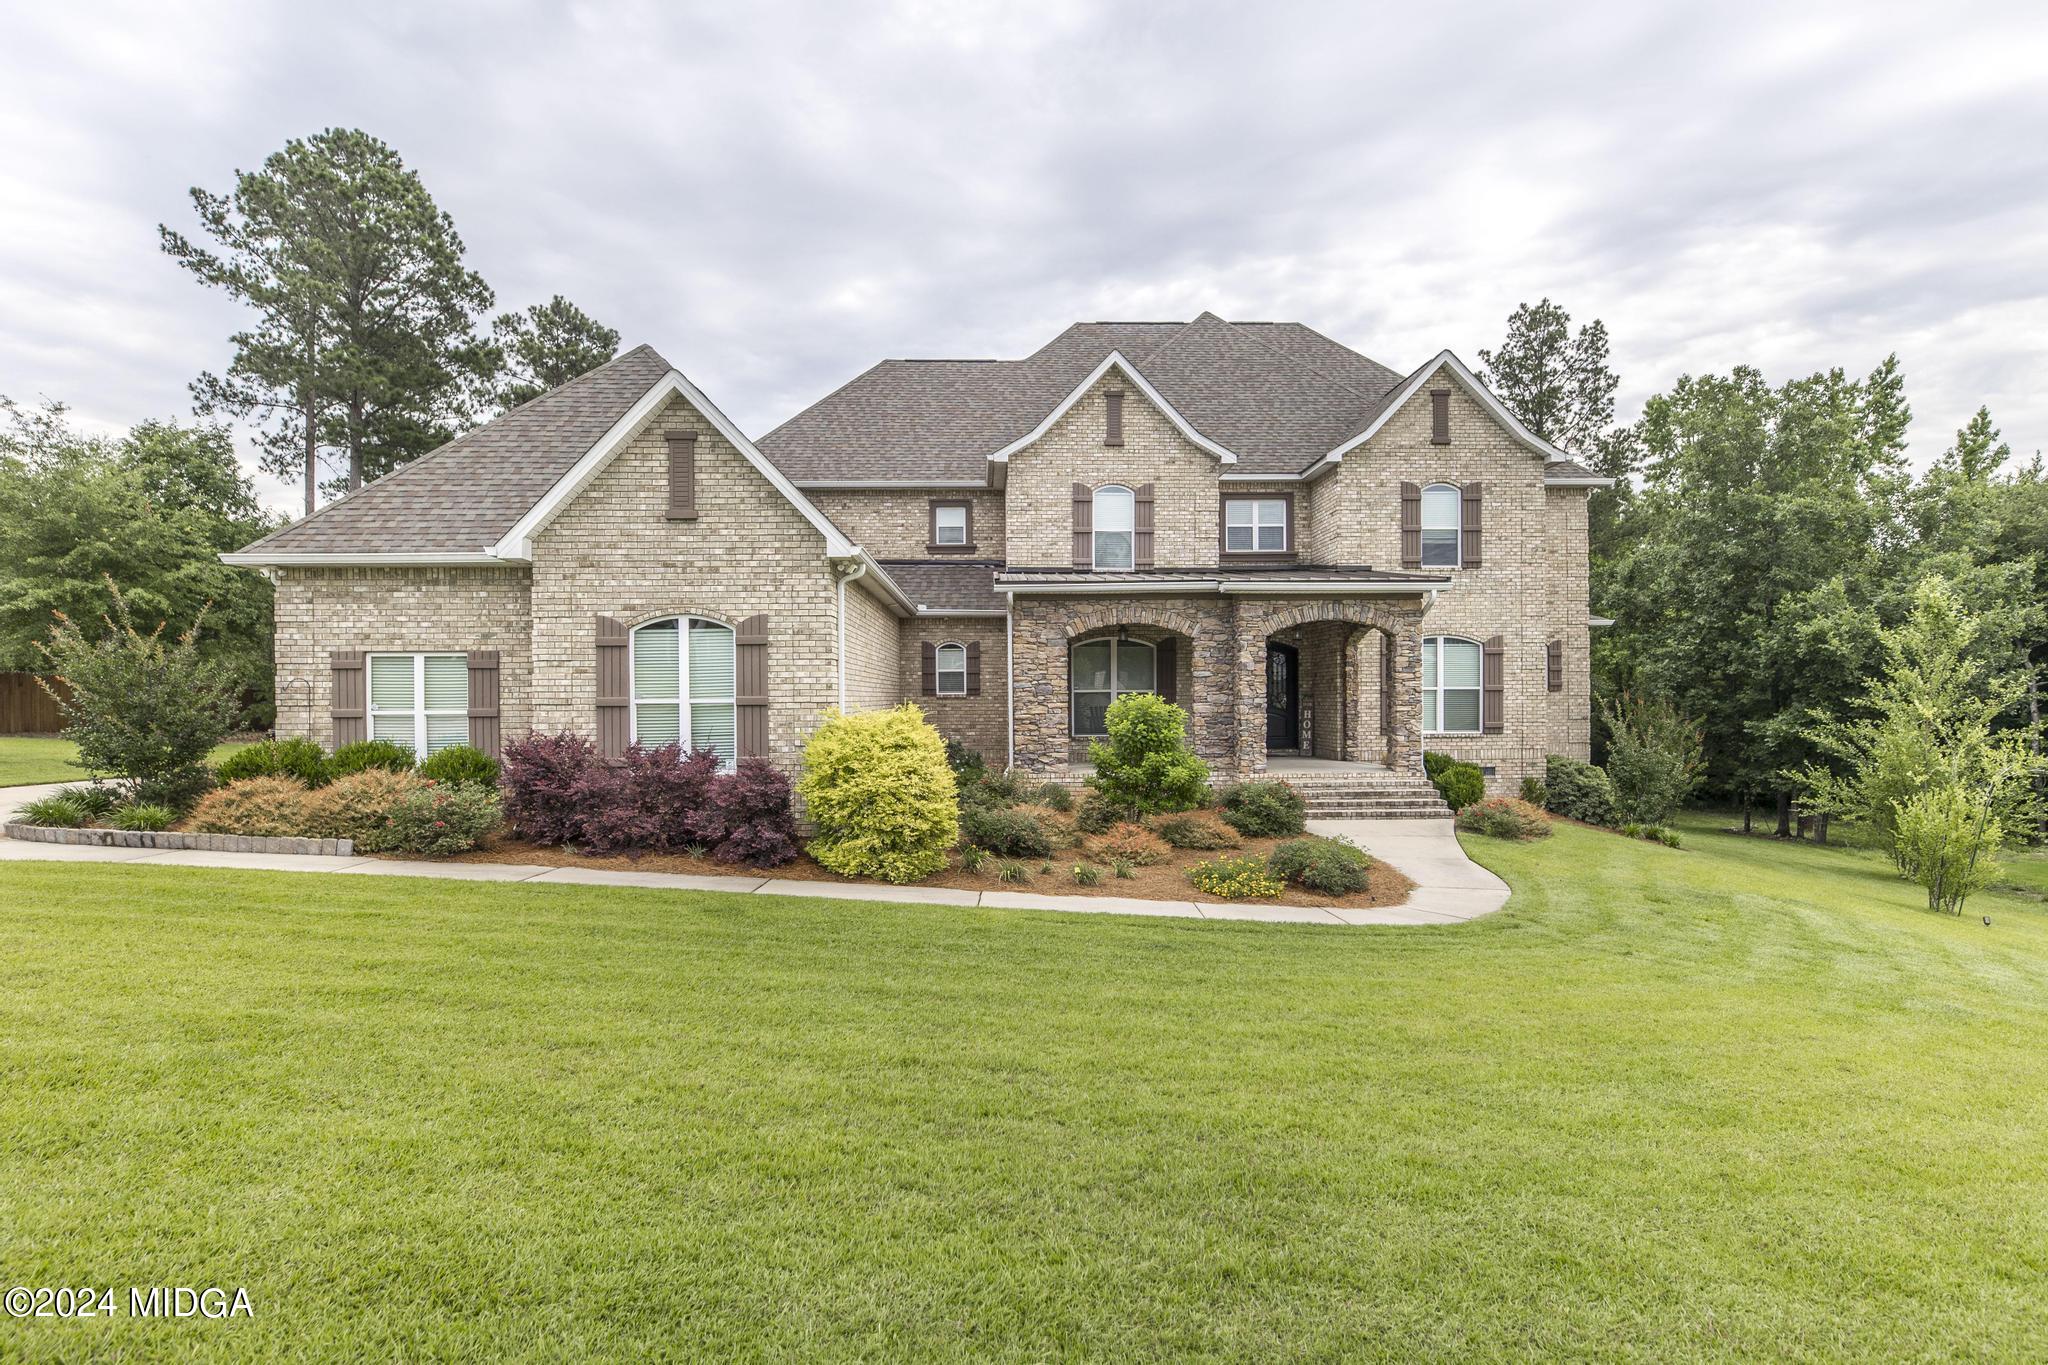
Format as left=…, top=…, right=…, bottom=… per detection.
left=1422, top=636, right=1483, bottom=734
left=1071, top=636, right=1157, bottom=736
left=630, top=617, right=738, bottom=766
left=1420, top=483, right=1462, bottom=566
left=1092, top=485, right=1135, bottom=570
left=934, top=642, right=968, bottom=696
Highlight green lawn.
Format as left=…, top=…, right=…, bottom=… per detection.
left=0, top=736, right=253, bottom=787
left=2, top=816, right=2045, bottom=1360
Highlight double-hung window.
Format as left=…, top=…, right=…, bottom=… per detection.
left=629, top=617, right=739, bottom=767
left=1422, top=636, right=1483, bottom=734
left=368, top=653, right=469, bottom=756
left=1092, top=485, right=1134, bottom=570
left=932, top=503, right=969, bottom=547
left=1223, top=497, right=1288, bottom=553
left=1070, top=637, right=1156, bottom=736
left=935, top=643, right=968, bottom=696
left=1420, top=483, right=1462, bottom=567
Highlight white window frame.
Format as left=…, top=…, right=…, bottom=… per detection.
left=1422, top=635, right=1484, bottom=736
left=366, top=652, right=469, bottom=757
left=1420, top=483, right=1462, bottom=568
left=933, top=503, right=969, bottom=546
left=1092, top=484, right=1135, bottom=571
left=1223, top=497, right=1288, bottom=553
left=1069, top=637, right=1158, bottom=737
left=628, top=616, right=739, bottom=769
left=935, top=642, right=968, bottom=697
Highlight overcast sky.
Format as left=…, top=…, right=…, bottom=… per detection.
left=4, top=0, right=2046, bottom=512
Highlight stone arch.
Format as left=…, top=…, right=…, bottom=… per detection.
left=1250, top=597, right=1408, bottom=640
left=1057, top=599, right=1209, bottom=642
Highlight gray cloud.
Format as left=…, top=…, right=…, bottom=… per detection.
left=4, top=0, right=2045, bottom=512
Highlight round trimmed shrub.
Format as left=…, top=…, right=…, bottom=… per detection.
left=1268, top=836, right=1373, bottom=894
left=418, top=744, right=500, bottom=789
left=1088, top=822, right=1171, bottom=867
left=188, top=776, right=312, bottom=837
left=302, top=769, right=430, bottom=844
left=1219, top=781, right=1307, bottom=838
left=1455, top=796, right=1552, bottom=841
left=326, top=739, right=417, bottom=779
left=1544, top=754, right=1617, bottom=826
left=214, top=737, right=329, bottom=787
left=799, top=704, right=959, bottom=884
left=361, top=782, right=502, bottom=856
left=1432, top=762, right=1486, bottom=812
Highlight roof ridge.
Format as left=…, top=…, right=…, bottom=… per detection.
left=1223, top=319, right=1381, bottom=406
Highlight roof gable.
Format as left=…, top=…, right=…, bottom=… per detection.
left=986, top=351, right=1239, bottom=466
left=1321, top=350, right=1580, bottom=468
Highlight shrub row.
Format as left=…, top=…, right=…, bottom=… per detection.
left=185, top=770, right=502, bottom=855
left=214, top=738, right=500, bottom=791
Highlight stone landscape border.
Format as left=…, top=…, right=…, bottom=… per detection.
left=2, top=822, right=353, bottom=857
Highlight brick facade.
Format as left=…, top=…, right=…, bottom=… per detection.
left=900, top=616, right=1009, bottom=764
left=840, top=575, right=903, bottom=713
left=809, top=488, right=1006, bottom=561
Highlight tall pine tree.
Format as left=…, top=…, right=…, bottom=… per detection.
left=491, top=296, right=620, bottom=411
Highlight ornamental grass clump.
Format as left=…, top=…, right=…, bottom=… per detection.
left=799, top=704, right=958, bottom=883
left=1267, top=836, right=1373, bottom=894
left=1086, top=693, right=1209, bottom=814
left=1186, top=854, right=1285, bottom=900
left=1089, top=822, right=1170, bottom=867
left=111, top=803, right=176, bottom=832
left=188, top=776, right=312, bottom=838
left=19, top=794, right=88, bottom=828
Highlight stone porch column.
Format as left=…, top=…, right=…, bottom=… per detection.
left=1384, top=624, right=1424, bottom=773
left=1229, top=598, right=1268, bottom=780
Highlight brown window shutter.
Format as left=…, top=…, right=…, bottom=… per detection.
left=1399, top=482, right=1422, bottom=568
left=1133, top=482, right=1155, bottom=568
left=595, top=616, right=630, bottom=757
left=920, top=640, right=937, bottom=696
left=1105, top=390, right=1124, bottom=446
left=1547, top=639, right=1563, bottom=692
left=330, top=650, right=366, bottom=748
left=1462, top=482, right=1483, bottom=567
left=666, top=433, right=697, bottom=520
left=736, top=614, right=770, bottom=757
left=965, top=641, right=981, bottom=696
left=1072, top=482, right=1093, bottom=568
left=1156, top=636, right=1177, bottom=703
left=466, top=650, right=502, bottom=756
left=1482, top=634, right=1505, bottom=734
left=1431, top=389, right=1451, bottom=444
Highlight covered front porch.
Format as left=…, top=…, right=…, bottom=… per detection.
left=1002, top=574, right=1444, bottom=780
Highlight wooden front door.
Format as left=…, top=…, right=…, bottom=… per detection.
left=1265, top=642, right=1299, bottom=750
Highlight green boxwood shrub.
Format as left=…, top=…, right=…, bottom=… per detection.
left=1267, top=836, right=1373, bottom=893
left=418, top=744, right=500, bottom=788
left=1154, top=813, right=1239, bottom=849
left=799, top=704, right=959, bottom=883
left=215, top=737, right=330, bottom=788
left=327, top=739, right=418, bottom=779
left=1087, top=693, right=1209, bottom=814
left=1219, top=781, right=1307, bottom=837
left=188, top=776, right=311, bottom=837
left=1455, top=796, right=1552, bottom=841
left=1431, top=762, right=1487, bottom=812
left=959, top=803, right=1056, bottom=858
left=1544, top=755, right=1617, bottom=826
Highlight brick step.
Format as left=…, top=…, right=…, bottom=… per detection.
left=1303, top=803, right=1452, bottom=818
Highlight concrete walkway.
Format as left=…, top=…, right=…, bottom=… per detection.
left=1, top=782, right=1507, bottom=927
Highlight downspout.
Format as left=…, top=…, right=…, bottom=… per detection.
left=835, top=559, right=868, bottom=713
left=1005, top=604, right=1015, bottom=773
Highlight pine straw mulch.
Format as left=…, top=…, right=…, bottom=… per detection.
left=433, top=805, right=1415, bottom=911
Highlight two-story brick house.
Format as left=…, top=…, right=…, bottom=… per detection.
left=226, top=313, right=1607, bottom=797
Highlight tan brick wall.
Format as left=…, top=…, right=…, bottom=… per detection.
left=1004, top=368, right=1223, bottom=569
left=1221, top=481, right=1314, bottom=563
left=1307, top=366, right=1593, bottom=788
left=841, top=577, right=903, bottom=712
left=808, top=488, right=1006, bottom=561
left=529, top=392, right=849, bottom=773
left=271, top=566, right=533, bottom=751
left=901, top=616, right=1009, bottom=764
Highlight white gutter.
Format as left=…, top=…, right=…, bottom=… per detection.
left=797, top=480, right=988, bottom=490
left=1544, top=476, right=1616, bottom=489
left=835, top=559, right=866, bottom=711
left=997, top=578, right=1449, bottom=597
left=916, top=608, right=1009, bottom=618
left=220, top=551, right=506, bottom=568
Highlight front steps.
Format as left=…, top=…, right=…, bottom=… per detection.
left=1035, top=765, right=1451, bottom=819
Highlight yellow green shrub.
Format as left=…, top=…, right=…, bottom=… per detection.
left=798, top=705, right=959, bottom=884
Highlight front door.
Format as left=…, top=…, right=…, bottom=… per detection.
left=1265, top=642, right=1300, bottom=750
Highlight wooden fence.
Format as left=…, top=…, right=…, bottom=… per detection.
left=0, top=673, right=67, bottom=734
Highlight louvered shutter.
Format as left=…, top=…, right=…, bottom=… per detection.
left=1156, top=636, right=1177, bottom=703
left=666, top=433, right=697, bottom=520
left=330, top=651, right=366, bottom=748
left=595, top=616, right=630, bottom=757
left=1546, top=640, right=1563, bottom=692
left=920, top=640, right=937, bottom=696
left=1482, top=634, right=1505, bottom=734
left=467, top=650, right=501, bottom=756
left=1400, top=483, right=1422, bottom=568
left=1133, top=483, right=1155, bottom=568
left=735, top=614, right=769, bottom=757
left=1072, top=482, right=1092, bottom=568
left=1462, top=482, right=1483, bottom=567
left=965, top=641, right=982, bottom=696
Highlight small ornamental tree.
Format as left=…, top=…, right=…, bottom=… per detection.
left=1600, top=690, right=1706, bottom=825
left=1895, top=785, right=2002, bottom=915
left=37, top=578, right=240, bottom=806
left=799, top=705, right=958, bottom=883
left=1087, top=693, right=1209, bottom=814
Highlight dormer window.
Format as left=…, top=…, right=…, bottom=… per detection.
left=1420, top=483, right=1462, bottom=567
left=928, top=500, right=972, bottom=552
left=1092, top=485, right=1134, bottom=570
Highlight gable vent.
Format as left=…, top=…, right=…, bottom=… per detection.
left=1105, top=390, right=1124, bottom=447
left=1431, top=389, right=1451, bottom=445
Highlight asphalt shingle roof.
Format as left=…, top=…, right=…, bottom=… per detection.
left=876, top=560, right=1005, bottom=612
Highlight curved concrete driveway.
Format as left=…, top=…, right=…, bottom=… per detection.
left=1307, top=817, right=1510, bottom=921
left=3, top=783, right=1507, bottom=926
